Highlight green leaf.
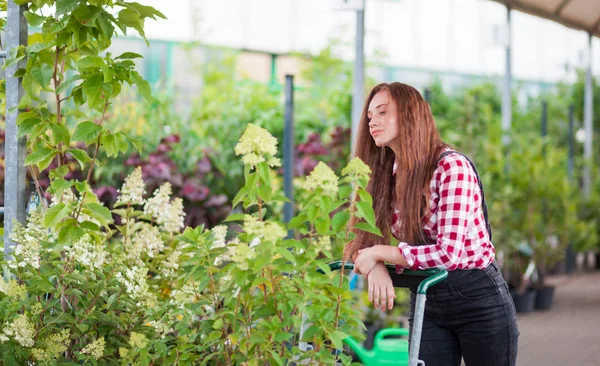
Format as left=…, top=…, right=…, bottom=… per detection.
left=82, top=74, right=104, bottom=109
left=67, top=148, right=92, bottom=169
left=269, top=350, right=283, bottom=366
left=83, top=203, right=112, bottom=224
left=232, top=187, right=248, bottom=207
left=115, top=52, right=143, bottom=59
left=288, top=215, right=305, bottom=230
left=101, top=133, right=118, bottom=157
left=18, top=118, right=42, bottom=138
left=131, top=71, right=152, bottom=104
left=315, top=217, right=330, bottom=235
left=212, top=318, right=223, bottom=330
left=24, top=11, right=46, bottom=27
left=78, top=56, right=104, bottom=69
left=356, top=201, right=377, bottom=228
left=357, top=189, right=373, bottom=205
left=115, top=132, right=129, bottom=154
left=73, top=4, right=102, bottom=25
left=16, top=111, right=39, bottom=125
left=354, top=222, right=383, bottom=237
left=101, top=64, right=114, bottom=82
left=276, top=247, right=296, bottom=264
left=338, top=185, right=353, bottom=199
left=224, top=213, right=246, bottom=222
left=80, top=221, right=101, bottom=231
left=24, top=148, right=56, bottom=166
left=332, top=211, right=350, bottom=232
left=72, top=121, right=102, bottom=144
left=97, top=13, right=115, bottom=39
left=57, top=74, right=81, bottom=94
left=30, top=64, right=53, bottom=88
left=258, top=185, right=272, bottom=202
left=328, top=331, right=348, bottom=350
left=50, top=166, right=70, bottom=179
left=44, top=203, right=71, bottom=228
left=50, top=123, right=70, bottom=145
left=56, top=0, right=79, bottom=16
left=118, top=8, right=146, bottom=41
left=116, top=1, right=167, bottom=20
left=125, top=134, right=142, bottom=153
left=300, top=325, right=320, bottom=341
left=50, top=178, right=73, bottom=193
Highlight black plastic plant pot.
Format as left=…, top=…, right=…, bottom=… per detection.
left=510, top=289, right=537, bottom=314
left=534, top=285, right=556, bottom=310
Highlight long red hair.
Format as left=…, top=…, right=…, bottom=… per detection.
left=345, top=82, right=448, bottom=261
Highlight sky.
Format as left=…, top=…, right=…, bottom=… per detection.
left=139, top=0, right=600, bottom=83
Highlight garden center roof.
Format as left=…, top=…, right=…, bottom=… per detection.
left=490, top=0, right=600, bottom=38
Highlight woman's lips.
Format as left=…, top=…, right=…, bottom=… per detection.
left=371, top=130, right=382, bottom=137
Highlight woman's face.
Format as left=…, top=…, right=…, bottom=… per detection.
left=367, top=90, right=400, bottom=153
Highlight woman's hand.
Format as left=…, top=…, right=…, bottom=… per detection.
left=366, top=262, right=396, bottom=311
left=353, top=246, right=380, bottom=276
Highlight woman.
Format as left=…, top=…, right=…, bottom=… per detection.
left=346, top=82, right=519, bottom=366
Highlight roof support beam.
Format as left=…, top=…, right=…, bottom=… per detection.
left=554, top=0, right=573, bottom=16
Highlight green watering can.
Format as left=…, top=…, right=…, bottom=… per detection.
left=344, top=328, right=410, bottom=366
left=321, top=261, right=449, bottom=366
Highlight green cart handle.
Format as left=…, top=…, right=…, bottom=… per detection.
left=319, top=261, right=448, bottom=295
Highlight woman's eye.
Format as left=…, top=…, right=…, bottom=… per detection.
left=380, top=111, right=386, bottom=115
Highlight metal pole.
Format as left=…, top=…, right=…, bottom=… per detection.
left=284, top=74, right=294, bottom=237
left=4, top=0, right=28, bottom=258
left=351, top=1, right=365, bottom=156
left=568, top=104, right=574, bottom=179
left=424, top=88, right=432, bottom=105
left=502, top=5, right=512, bottom=146
left=541, top=101, right=547, bottom=138
left=566, top=104, right=576, bottom=275
left=583, top=33, right=593, bottom=198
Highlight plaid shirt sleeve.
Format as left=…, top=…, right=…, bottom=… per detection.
left=398, top=156, right=477, bottom=270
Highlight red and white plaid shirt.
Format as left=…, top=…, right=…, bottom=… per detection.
left=392, top=151, right=495, bottom=271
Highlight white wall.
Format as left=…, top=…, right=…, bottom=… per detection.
left=138, top=0, right=600, bottom=83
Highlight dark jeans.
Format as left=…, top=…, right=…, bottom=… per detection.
left=408, top=262, right=519, bottom=366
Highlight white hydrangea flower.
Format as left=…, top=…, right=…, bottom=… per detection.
left=317, top=236, right=332, bottom=252
left=116, top=266, right=156, bottom=307
left=234, top=124, right=279, bottom=168
left=211, top=225, right=228, bottom=249
left=117, top=166, right=146, bottom=205
left=129, top=332, right=148, bottom=349
left=144, top=182, right=172, bottom=220
left=1, top=314, right=35, bottom=347
left=8, top=210, right=48, bottom=269
left=81, top=337, right=105, bottom=360
left=243, top=216, right=287, bottom=244
left=170, top=281, right=198, bottom=310
left=0, top=279, right=27, bottom=300
left=146, top=320, right=171, bottom=338
left=342, top=157, right=372, bottom=180
left=32, top=329, right=70, bottom=361
left=230, top=242, right=256, bottom=271
left=144, top=183, right=186, bottom=234
left=303, top=162, right=339, bottom=196
left=162, top=198, right=185, bottom=234
left=126, top=224, right=165, bottom=265
left=159, top=250, right=181, bottom=279
left=65, top=234, right=108, bottom=269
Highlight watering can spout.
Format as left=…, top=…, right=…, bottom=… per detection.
left=343, top=336, right=373, bottom=363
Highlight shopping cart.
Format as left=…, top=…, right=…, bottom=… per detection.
left=319, top=261, right=448, bottom=366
